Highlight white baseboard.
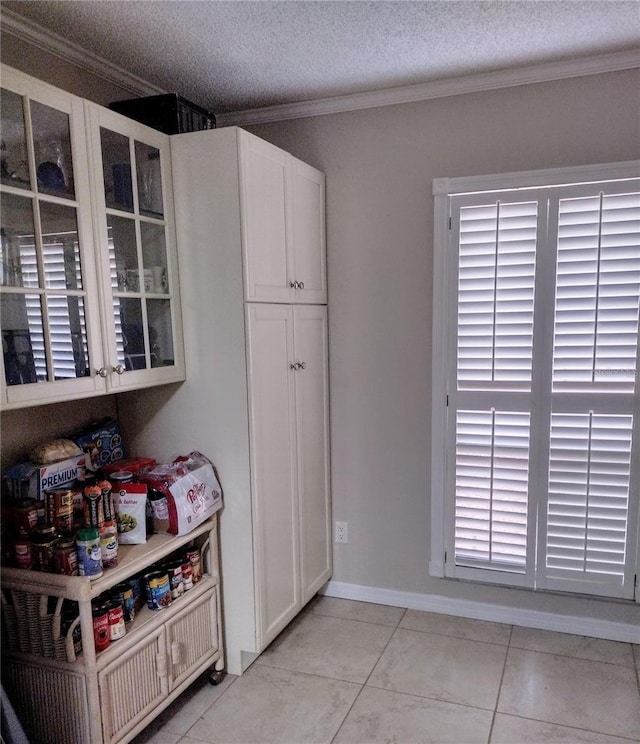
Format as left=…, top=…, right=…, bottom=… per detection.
left=321, top=580, right=640, bottom=644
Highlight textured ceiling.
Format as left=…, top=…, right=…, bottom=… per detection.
left=3, top=0, right=640, bottom=114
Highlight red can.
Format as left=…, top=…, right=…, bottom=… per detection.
left=107, top=601, right=126, bottom=641
left=53, top=538, right=78, bottom=575
left=181, top=560, right=193, bottom=591
left=92, top=602, right=110, bottom=652
left=13, top=537, right=33, bottom=569
left=185, top=548, right=201, bottom=583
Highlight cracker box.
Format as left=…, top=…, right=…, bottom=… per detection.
left=4, top=454, right=85, bottom=501
left=72, top=418, right=124, bottom=469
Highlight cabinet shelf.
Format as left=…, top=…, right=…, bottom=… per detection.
left=0, top=518, right=216, bottom=601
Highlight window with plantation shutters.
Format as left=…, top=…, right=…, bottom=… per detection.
left=431, top=162, right=640, bottom=601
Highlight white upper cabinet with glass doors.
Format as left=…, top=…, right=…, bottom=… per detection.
left=0, top=66, right=184, bottom=409
left=0, top=66, right=105, bottom=408
left=84, top=103, right=184, bottom=392
left=239, top=131, right=326, bottom=304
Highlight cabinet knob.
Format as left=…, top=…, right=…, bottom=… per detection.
left=96, top=367, right=108, bottom=378
left=298, top=281, right=305, bottom=289
left=290, top=281, right=299, bottom=289
left=299, top=361, right=306, bottom=370
left=112, top=364, right=126, bottom=375
left=290, top=362, right=299, bottom=370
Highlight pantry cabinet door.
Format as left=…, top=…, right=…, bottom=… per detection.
left=85, top=103, right=185, bottom=393
left=245, top=303, right=300, bottom=648
left=291, top=160, right=327, bottom=304
left=239, top=132, right=293, bottom=303
left=0, top=66, right=106, bottom=409
left=98, top=626, right=168, bottom=744
left=293, top=305, right=332, bottom=601
left=166, top=588, right=219, bottom=690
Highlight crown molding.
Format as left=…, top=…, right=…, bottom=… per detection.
left=2, top=7, right=638, bottom=126
left=0, top=7, right=165, bottom=97
left=217, top=49, right=640, bottom=126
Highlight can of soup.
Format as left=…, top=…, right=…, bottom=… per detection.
left=166, top=560, right=184, bottom=600
left=107, top=600, right=126, bottom=640
left=144, top=570, right=172, bottom=610
left=92, top=601, right=110, bottom=652
left=111, top=582, right=135, bottom=623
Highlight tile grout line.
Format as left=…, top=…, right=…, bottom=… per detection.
left=486, top=623, right=514, bottom=744
left=328, top=606, right=409, bottom=744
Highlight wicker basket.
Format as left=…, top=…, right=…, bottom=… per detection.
left=1, top=588, right=81, bottom=662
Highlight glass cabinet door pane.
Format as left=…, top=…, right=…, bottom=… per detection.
left=1, top=293, right=46, bottom=384
left=147, top=299, right=174, bottom=367
left=135, top=142, right=164, bottom=218
left=107, top=215, right=138, bottom=291
left=47, top=294, right=89, bottom=380
left=117, top=297, right=147, bottom=370
left=31, top=101, right=74, bottom=199
left=1, top=89, right=30, bottom=189
left=39, top=202, right=83, bottom=291
left=101, top=128, right=133, bottom=212
left=1, top=193, right=39, bottom=288
left=140, top=222, right=168, bottom=293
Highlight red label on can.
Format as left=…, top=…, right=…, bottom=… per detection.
left=93, top=610, right=110, bottom=651
left=108, top=603, right=126, bottom=640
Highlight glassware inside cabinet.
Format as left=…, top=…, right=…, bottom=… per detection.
left=1, top=89, right=30, bottom=190
left=101, top=128, right=134, bottom=213
left=147, top=299, right=174, bottom=367
left=135, top=142, right=164, bottom=218
left=31, top=101, right=74, bottom=200
left=1, top=192, right=91, bottom=385
left=140, top=222, right=168, bottom=294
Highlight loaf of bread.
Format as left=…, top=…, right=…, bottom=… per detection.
left=29, top=438, right=82, bottom=465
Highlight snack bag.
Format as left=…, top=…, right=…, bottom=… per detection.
left=141, top=452, right=222, bottom=536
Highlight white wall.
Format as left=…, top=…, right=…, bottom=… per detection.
left=2, top=34, right=639, bottom=630
left=247, top=70, right=640, bottom=626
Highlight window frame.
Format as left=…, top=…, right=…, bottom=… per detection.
left=430, top=160, right=640, bottom=602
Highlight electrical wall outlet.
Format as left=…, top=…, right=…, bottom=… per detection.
left=335, top=521, right=348, bottom=543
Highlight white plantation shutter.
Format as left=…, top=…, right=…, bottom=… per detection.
left=457, top=201, right=537, bottom=389
left=432, top=163, right=640, bottom=601
left=455, top=410, right=530, bottom=570
left=544, top=413, right=633, bottom=596
left=553, top=192, right=640, bottom=391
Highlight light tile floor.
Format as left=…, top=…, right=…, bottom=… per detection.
left=133, top=597, right=640, bottom=744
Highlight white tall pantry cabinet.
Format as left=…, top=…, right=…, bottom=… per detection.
left=123, top=126, right=331, bottom=674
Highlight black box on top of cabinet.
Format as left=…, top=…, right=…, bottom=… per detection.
left=109, top=93, right=216, bottom=135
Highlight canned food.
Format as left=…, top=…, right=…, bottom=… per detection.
left=181, top=560, right=194, bottom=591
left=99, top=521, right=118, bottom=569
left=109, top=471, right=133, bottom=483
left=185, top=548, right=201, bottom=583
left=13, top=536, right=33, bottom=569
left=144, top=570, right=172, bottom=610
left=107, top=601, right=126, bottom=640
left=166, top=560, right=184, bottom=600
left=76, top=527, right=103, bottom=579
left=11, top=498, right=38, bottom=536
left=111, top=582, right=135, bottom=623
left=31, top=525, right=58, bottom=572
left=53, top=537, right=78, bottom=575
left=92, top=601, right=110, bottom=651
left=45, top=489, right=74, bottom=535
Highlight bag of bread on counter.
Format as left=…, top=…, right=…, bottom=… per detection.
left=140, top=452, right=222, bottom=536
